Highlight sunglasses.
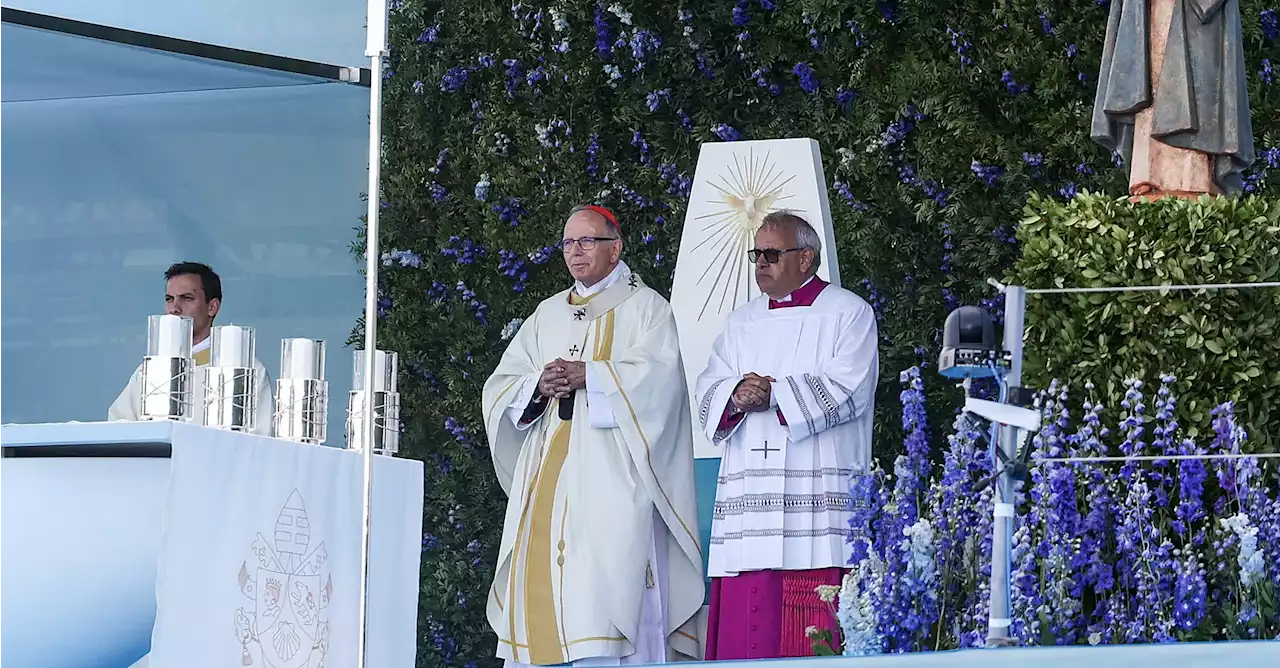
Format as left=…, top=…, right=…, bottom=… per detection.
left=747, top=247, right=802, bottom=264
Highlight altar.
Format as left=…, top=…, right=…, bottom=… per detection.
left=1, top=421, right=424, bottom=668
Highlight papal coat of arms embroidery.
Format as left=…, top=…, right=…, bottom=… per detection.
left=235, top=490, right=332, bottom=668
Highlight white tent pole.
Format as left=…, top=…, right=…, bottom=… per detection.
left=357, top=2, right=389, bottom=667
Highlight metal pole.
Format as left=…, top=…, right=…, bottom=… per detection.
left=357, top=3, right=389, bottom=666
left=986, top=284, right=1025, bottom=647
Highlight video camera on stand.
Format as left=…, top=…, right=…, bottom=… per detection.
left=937, top=295, right=1042, bottom=647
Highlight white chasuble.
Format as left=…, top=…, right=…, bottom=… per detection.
left=481, top=266, right=704, bottom=665
left=694, top=285, right=878, bottom=578
left=107, top=336, right=276, bottom=437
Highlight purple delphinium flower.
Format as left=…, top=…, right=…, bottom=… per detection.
left=503, top=59, right=523, bottom=96
left=1039, top=12, right=1056, bottom=35
left=677, top=108, right=694, bottom=133
left=1261, top=58, right=1275, bottom=86
left=497, top=250, right=529, bottom=292
left=1070, top=387, right=1116, bottom=635
left=492, top=197, right=526, bottom=227
left=454, top=280, right=488, bottom=326
left=731, top=0, right=750, bottom=26
left=593, top=6, right=613, bottom=59
left=875, top=367, right=935, bottom=651
left=1001, top=70, right=1032, bottom=95
left=1066, top=43, right=1079, bottom=59
left=836, top=87, right=857, bottom=108
left=940, top=220, right=954, bottom=274
left=946, top=28, right=973, bottom=69
left=1029, top=383, right=1085, bottom=644
left=1262, top=9, right=1278, bottom=41
left=646, top=88, right=670, bottom=112
left=877, top=1, right=900, bottom=24
left=631, top=129, right=653, bottom=167
left=630, top=30, right=663, bottom=71
left=528, top=246, right=556, bottom=265
left=418, top=24, right=440, bottom=43
left=971, top=160, right=1004, bottom=188
left=440, top=236, right=486, bottom=265
left=712, top=124, right=741, bottom=142
left=793, top=62, right=820, bottom=94
left=833, top=181, right=869, bottom=212
left=440, top=66, right=471, bottom=92
left=926, top=410, right=992, bottom=647
left=1059, top=182, right=1079, bottom=200
left=586, top=133, right=602, bottom=180
left=859, top=278, right=887, bottom=321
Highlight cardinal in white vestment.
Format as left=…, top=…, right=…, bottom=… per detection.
left=694, top=212, right=878, bottom=660
left=481, top=206, right=704, bottom=667
left=108, top=262, right=274, bottom=435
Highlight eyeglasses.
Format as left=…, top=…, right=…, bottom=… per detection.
left=747, top=247, right=802, bottom=264
left=562, top=236, right=619, bottom=251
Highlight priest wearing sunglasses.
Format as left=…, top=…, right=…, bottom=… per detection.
left=481, top=205, right=704, bottom=667
left=695, top=211, right=879, bottom=660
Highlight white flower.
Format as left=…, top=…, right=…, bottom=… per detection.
left=804, top=625, right=820, bottom=639
left=550, top=7, right=569, bottom=32
left=1220, top=513, right=1266, bottom=589
left=607, top=3, right=633, bottom=25
left=602, top=64, right=622, bottom=85
left=815, top=584, right=839, bottom=603
left=500, top=318, right=525, bottom=341
left=1088, top=632, right=1102, bottom=646
left=683, top=25, right=694, bottom=37
left=535, top=122, right=553, bottom=148
left=474, top=173, right=491, bottom=202
left=839, top=556, right=882, bottom=656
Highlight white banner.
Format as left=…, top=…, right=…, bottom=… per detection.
left=149, top=426, right=422, bottom=667
left=670, top=138, right=839, bottom=458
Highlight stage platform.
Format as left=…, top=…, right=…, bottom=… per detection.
left=692, top=640, right=1276, bottom=668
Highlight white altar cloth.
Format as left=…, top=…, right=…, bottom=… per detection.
left=1, top=421, right=423, bottom=668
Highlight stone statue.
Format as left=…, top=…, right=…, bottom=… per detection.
left=1091, top=0, right=1255, bottom=197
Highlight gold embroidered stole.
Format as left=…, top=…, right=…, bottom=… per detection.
left=511, top=268, right=646, bottom=664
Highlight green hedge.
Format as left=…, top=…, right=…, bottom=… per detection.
left=1010, top=193, right=1280, bottom=448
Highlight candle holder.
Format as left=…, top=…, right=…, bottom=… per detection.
left=274, top=338, right=328, bottom=444
left=202, top=325, right=258, bottom=432
left=346, top=349, right=400, bottom=455
left=139, top=315, right=195, bottom=421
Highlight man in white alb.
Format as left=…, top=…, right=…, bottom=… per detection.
left=694, top=211, right=879, bottom=660
left=109, top=262, right=274, bottom=435
left=481, top=205, right=704, bottom=667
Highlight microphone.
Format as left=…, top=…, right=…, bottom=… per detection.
left=558, top=393, right=575, bottom=420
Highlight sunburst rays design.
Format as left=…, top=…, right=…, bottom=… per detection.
left=690, top=147, right=801, bottom=320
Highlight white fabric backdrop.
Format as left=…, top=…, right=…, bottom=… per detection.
left=149, top=424, right=422, bottom=667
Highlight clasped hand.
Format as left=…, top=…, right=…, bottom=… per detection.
left=538, top=358, right=587, bottom=399
left=732, top=372, right=775, bottom=412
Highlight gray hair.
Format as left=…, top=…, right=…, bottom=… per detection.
left=567, top=204, right=621, bottom=236
left=760, top=211, right=822, bottom=274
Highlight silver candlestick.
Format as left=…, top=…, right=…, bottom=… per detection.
left=139, top=314, right=195, bottom=421
left=346, top=349, right=400, bottom=455
left=202, top=324, right=258, bottom=432
left=274, top=338, right=329, bottom=444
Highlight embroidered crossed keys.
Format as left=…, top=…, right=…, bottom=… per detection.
left=573, top=308, right=586, bottom=321
left=628, top=274, right=639, bottom=289
left=569, top=345, right=581, bottom=357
